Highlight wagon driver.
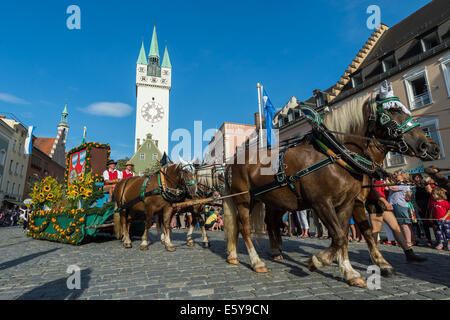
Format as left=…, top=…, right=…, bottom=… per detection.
left=103, top=159, right=123, bottom=201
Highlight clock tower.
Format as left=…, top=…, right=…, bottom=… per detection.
left=135, top=25, right=171, bottom=154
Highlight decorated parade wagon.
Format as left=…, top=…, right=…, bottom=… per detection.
left=27, top=142, right=122, bottom=244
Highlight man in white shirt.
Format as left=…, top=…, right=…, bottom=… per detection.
left=103, top=159, right=123, bottom=201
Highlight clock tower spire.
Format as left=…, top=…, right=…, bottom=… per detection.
left=134, top=25, right=171, bottom=155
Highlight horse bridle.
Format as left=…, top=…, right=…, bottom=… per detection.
left=368, top=97, right=420, bottom=154
left=180, top=163, right=198, bottom=190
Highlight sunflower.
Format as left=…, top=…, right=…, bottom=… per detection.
left=46, top=193, right=54, bottom=200
left=43, top=185, right=51, bottom=192
left=33, top=184, right=39, bottom=191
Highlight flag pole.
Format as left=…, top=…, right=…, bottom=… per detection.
left=257, top=83, right=263, bottom=148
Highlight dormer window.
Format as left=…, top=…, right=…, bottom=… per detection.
left=382, top=55, right=396, bottom=72
left=278, top=117, right=284, bottom=127
left=421, top=32, right=439, bottom=52
left=351, top=74, right=363, bottom=88
left=287, top=111, right=294, bottom=122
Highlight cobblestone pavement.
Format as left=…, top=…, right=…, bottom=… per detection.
left=0, top=226, right=449, bottom=300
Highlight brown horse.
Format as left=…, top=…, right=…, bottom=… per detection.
left=265, top=137, right=440, bottom=277
left=223, top=92, right=439, bottom=287
left=113, top=163, right=197, bottom=251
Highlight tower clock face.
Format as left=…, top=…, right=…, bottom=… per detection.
left=141, top=101, right=164, bottom=123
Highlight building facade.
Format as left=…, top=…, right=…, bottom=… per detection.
left=130, top=133, right=162, bottom=176
left=0, top=119, right=13, bottom=206
left=274, top=0, right=450, bottom=176
left=135, top=25, right=171, bottom=155
left=22, top=105, right=69, bottom=199
left=0, top=117, right=29, bottom=207
left=206, top=122, right=257, bottom=164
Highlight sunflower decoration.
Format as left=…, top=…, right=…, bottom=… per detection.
left=30, top=176, right=64, bottom=209
left=66, top=172, right=96, bottom=202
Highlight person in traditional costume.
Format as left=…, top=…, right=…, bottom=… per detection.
left=122, top=160, right=135, bottom=179
left=103, top=159, right=123, bottom=201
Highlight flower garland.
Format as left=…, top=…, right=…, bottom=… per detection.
left=27, top=208, right=86, bottom=244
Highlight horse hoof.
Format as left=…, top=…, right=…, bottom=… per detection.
left=202, top=242, right=211, bottom=248
left=166, top=246, right=176, bottom=252
left=186, top=241, right=194, bottom=247
left=381, top=268, right=397, bottom=278
left=348, top=277, right=367, bottom=288
left=307, top=258, right=317, bottom=272
left=161, top=240, right=165, bottom=245
left=273, top=255, right=283, bottom=261
left=254, top=266, right=269, bottom=273
left=140, top=245, right=149, bottom=251
left=227, top=258, right=239, bottom=265
left=123, top=243, right=132, bottom=249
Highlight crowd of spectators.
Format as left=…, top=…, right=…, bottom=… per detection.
left=0, top=206, right=30, bottom=231
left=170, top=204, right=224, bottom=232
left=280, top=170, right=449, bottom=251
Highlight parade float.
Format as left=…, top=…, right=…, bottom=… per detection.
left=27, top=142, right=119, bottom=244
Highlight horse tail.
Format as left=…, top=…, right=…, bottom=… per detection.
left=251, top=201, right=265, bottom=241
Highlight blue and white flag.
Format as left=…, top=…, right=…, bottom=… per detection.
left=262, top=88, right=277, bottom=147
left=24, top=126, right=34, bottom=155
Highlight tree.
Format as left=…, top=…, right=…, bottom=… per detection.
left=116, top=157, right=130, bottom=171
left=143, top=160, right=161, bottom=176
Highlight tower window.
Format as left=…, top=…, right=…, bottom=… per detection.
left=140, top=153, right=145, bottom=160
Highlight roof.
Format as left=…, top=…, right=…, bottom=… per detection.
left=149, top=25, right=159, bottom=58
left=137, top=40, right=148, bottom=65
left=162, top=44, right=171, bottom=68
left=359, top=0, right=450, bottom=69
left=34, top=137, right=55, bottom=156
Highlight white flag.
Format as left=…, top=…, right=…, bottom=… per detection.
left=24, top=126, right=34, bottom=155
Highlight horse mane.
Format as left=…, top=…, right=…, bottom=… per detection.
left=322, top=92, right=377, bottom=141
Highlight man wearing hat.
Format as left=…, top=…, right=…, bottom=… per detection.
left=122, top=161, right=135, bottom=179
left=103, top=159, right=123, bottom=201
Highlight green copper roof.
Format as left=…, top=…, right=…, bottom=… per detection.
left=149, top=25, right=159, bottom=58
left=59, top=103, right=69, bottom=127
left=161, top=43, right=172, bottom=68
left=62, top=103, right=68, bottom=115
left=136, top=40, right=147, bottom=65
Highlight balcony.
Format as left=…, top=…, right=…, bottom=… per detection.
left=412, top=92, right=431, bottom=109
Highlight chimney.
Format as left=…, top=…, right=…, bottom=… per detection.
left=136, top=138, right=141, bottom=149
left=0, top=115, right=5, bottom=119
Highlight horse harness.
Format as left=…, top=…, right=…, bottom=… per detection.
left=118, top=164, right=197, bottom=211
left=250, top=100, right=415, bottom=207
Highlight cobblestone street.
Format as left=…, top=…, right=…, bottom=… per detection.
left=0, top=226, right=449, bottom=300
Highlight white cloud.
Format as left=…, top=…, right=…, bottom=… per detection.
left=0, top=93, right=30, bottom=105
left=80, top=102, right=133, bottom=117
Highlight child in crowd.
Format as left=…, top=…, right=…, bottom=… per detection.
left=431, top=188, right=450, bottom=250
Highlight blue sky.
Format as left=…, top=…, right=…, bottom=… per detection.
left=0, top=0, right=431, bottom=160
